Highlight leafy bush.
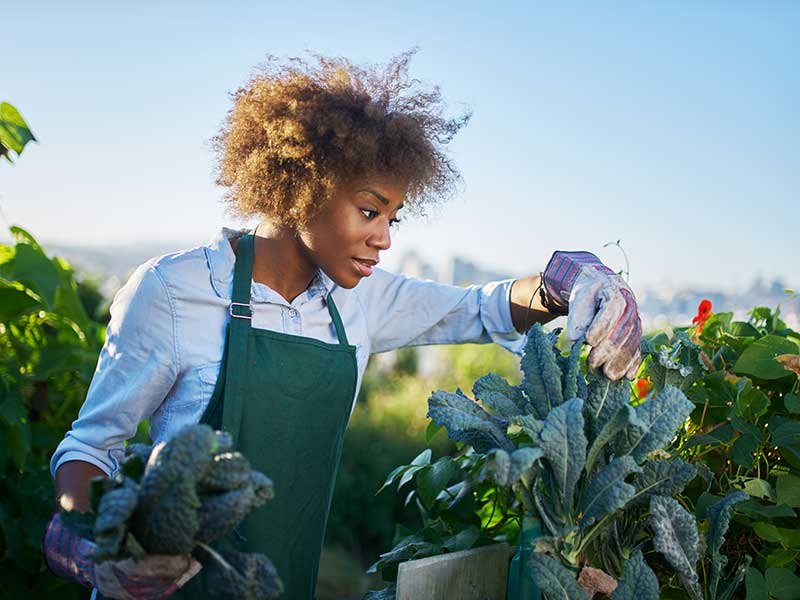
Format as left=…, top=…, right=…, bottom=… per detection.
left=326, top=344, right=519, bottom=567
left=0, top=226, right=104, bottom=598
left=640, top=298, right=800, bottom=599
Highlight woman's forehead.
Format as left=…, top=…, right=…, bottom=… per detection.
left=356, top=188, right=405, bottom=211
left=343, top=177, right=407, bottom=209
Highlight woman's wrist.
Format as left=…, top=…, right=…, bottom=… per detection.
left=509, top=274, right=560, bottom=333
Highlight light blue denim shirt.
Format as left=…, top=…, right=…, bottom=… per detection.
left=50, top=227, right=527, bottom=478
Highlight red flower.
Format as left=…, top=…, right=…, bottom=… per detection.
left=635, top=377, right=653, bottom=399
left=692, top=299, right=713, bottom=334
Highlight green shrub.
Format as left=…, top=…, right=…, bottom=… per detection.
left=366, top=319, right=775, bottom=599
left=641, top=298, right=800, bottom=598
left=0, top=226, right=103, bottom=598
left=326, top=343, right=520, bottom=567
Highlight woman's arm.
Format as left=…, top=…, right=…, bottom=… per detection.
left=50, top=260, right=179, bottom=479
left=54, top=460, right=107, bottom=512
left=356, top=268, right=530, bottom=354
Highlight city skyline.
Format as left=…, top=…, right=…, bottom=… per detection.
left=41, top=237, right=800, bottom=334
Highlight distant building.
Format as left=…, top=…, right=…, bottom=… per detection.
left=443, top=256, right=515, bottom=287
left=47, top=241, right=799, bottom=333
left=396, top=250, right=439, bottom=281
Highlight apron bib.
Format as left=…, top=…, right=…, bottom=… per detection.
left=170, top=231, right=357, bottom=599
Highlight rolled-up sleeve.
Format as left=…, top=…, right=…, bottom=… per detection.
left=50, top=261, right=179, bottom=478
left=357, top=268, right=527, bottom=355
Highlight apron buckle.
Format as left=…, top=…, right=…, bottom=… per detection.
left=229, top=302, right=253, bottom=319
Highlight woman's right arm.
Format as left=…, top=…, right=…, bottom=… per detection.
left=54, top=460, right=107, bottom=512
left=50, top=259, right=180, bottom=481
left=45, top=260, right=202, bottom=596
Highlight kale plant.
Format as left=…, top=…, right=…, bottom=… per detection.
left=368, top=324, right=750, bottom=599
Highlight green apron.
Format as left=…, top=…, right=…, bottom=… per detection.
left=173, top=231, right=358, bottom=599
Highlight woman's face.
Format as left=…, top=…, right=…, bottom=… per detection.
left=299, top=176, right=406, bottom=288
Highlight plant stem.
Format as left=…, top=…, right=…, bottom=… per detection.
left=484, top=490, right=498, bottom=532
left=574, top=513, right=613, bottom=557
left=196, top=541, right=234, bottom=573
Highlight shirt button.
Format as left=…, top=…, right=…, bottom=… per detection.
left=288, top=308, right=298, bottom=318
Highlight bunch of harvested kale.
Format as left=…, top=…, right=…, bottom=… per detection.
left=61, top=424, right=282, bottom=599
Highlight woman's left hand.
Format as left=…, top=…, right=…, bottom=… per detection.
left=542, top=250, right=643, bottom=381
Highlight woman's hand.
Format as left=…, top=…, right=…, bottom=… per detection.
left=542, top=250, right=643, bottom=381
left=43, top=512, right=201, bottom=599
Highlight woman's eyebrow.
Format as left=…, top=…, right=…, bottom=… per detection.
left=358, top=188, right=404, bottom=210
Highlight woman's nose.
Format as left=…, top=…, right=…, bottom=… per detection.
left=368, top=220, right=392, bottom=251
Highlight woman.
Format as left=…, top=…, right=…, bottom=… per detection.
left=44, top=52, right=642, bottom=599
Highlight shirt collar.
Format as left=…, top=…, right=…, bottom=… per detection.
left=205, top=226, right=334, bottom=301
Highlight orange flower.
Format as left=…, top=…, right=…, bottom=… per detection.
left=692, top=299, right=713, bottom=334
left=636, top=377, right=653, bottom=399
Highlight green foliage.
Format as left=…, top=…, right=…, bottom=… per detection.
left=0, top=102, right=36, bottom=164
left=611, top=550, right=659, bottom=600
left=641, top=299, right=800, bottom=598
left=650, top=495, right=702, bottom=599
left=326, top=365, right=455, bottom=572
left=0, top=226, right=105, bottom=598
left=331, top=342, right=519, bottom=570
left=529, top=552, right=587, bottom=600
left=369, top=322, right=757, bottom=599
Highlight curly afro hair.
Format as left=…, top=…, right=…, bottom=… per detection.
left=210, top=49, right=471, bottom=229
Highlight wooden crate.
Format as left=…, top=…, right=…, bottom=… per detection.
left=395, top=543, right=511, bottom=600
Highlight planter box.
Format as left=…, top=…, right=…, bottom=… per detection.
left=395, top=543, right=511, bottom=600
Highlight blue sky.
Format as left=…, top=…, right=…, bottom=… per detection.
left=3, top=1, right=797, bottom=293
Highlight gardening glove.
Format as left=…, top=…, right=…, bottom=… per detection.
left=542, top=250, right=642, bottom=381
left=43, top=511, right=201, bottom=600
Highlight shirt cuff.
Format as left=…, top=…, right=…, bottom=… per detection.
left=50, top=434, right=122, bottom=479
left=479, top=278, right=528, bottom=356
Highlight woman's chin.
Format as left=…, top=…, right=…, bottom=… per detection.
left=327, top=270, right=361, bottom=289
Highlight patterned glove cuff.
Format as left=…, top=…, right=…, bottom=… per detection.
left=542, top=251, right=615, bottom=313
left=538, top=272, right=569, bottom=317
left=42, top=511, right=96, bottom=589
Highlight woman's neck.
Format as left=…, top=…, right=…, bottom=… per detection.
left=232, top=222, right=318, bottom=304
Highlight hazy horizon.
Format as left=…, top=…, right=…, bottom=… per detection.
left=3, top=2, right=797, bottom=293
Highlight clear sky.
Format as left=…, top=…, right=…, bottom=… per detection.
left=3, top=1, right=798, bottom=293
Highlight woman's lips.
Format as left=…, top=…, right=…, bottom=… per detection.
left=352, top=258, right=374, bottom=276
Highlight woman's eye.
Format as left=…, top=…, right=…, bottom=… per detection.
left=361, top=208, right=400, bottom=227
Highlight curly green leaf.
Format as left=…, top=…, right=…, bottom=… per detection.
left=631, top=459, right=697, bottom=505
left=614, top=386, right=694, bottom=463
left=427, top=390, right=513, bottom=452
left=707, top=491, right=749, bottom=599
left=530, top=553, right=588, bottom=600
left=579, top=456, right=641, bottom=527
left=520, top=323, right=564, bottom=418
left=611, top=549, right=659, bottom=600
left=539, top=398, right=587, bottom=516
left=650, top=495, right=701, bottom=600
left=473, top=373, right=528, bottom=416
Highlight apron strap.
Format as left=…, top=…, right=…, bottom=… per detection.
left=223, top=231, right=256, bottom=443
left=224, top=231, right=350, bottom=439
left=230, top=232, right=255, bottom=312
left=325, top=293, right=350, bottom=347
